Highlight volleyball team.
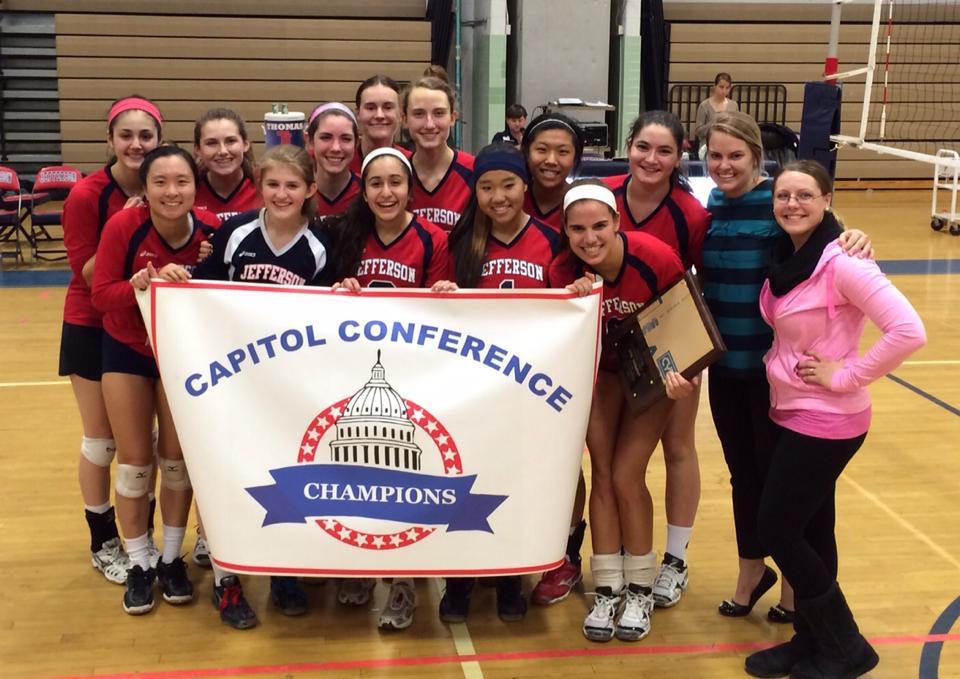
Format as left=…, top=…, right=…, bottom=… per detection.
left=59, top=69, right=924, bottom=679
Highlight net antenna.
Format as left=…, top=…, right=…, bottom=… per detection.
left=827, top=0, right=960, bottom=234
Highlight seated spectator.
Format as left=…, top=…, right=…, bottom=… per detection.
left=492, top=104, right=528, bottom=146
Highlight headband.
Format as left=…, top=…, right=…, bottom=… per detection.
left=308, top=102, right=358, bottom=126
left=525, top=116, right=578, bottom=140
left=361, top=147, right=412, bottom=175
left=108, top=97, right=163, bottom=126
left=562, top=184, right=617, bottom=213
left=473, top=147, right=529, bottom=185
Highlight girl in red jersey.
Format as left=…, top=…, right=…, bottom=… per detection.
left=305, top=103, right=361, bottom=218
left=324, top=147, right=447, bottom=630
left=192, top=108, right=260, bottom=221
left=520, top=112, right=585, bottom=232
left=91, top=146, right=219, bottom=616
left=350, top=75, right=412, bottom=175
left=403, top=76, right=474, bottom=231
left=330, top=147, right=448, bottom=292
left=519, top=112, right=589, bottom=605
left=550, top=180, right=687, bottom=643
left=430, top=143, right=560, bottom=623
left=602, top=110, right=709, bottom=608
left=60, top=95, right=162, bottom=585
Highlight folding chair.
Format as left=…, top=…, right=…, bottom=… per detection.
left=29, top=165, right=83, bottom=261
left=0, top=165, right=28, bottom=264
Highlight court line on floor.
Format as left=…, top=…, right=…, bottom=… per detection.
left=901, top=360, right=960, bottom=366
left=0, top=380, right=70, bottom=388
left=431, top=579, right=484, bottom=679
left=841, top=474, right=960, bottom=571
left=920, top=597, right=960, bottom=679
left=47, top=632, right=960, bottom=679
left=887, top=372, right=960, bottom=417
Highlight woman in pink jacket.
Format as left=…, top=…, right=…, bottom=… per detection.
left=742, top=160, right=925, bottom=679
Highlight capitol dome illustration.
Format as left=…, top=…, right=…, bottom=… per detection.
left=330, top=351, right=422, bottom=471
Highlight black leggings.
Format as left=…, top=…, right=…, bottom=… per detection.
left=708, top=372, right=780, bottom=559
left=758, top=425, right=866, bottom=600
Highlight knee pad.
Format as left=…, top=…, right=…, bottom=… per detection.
left=116, top=463, right=153, bottom=498
left=80, top=436, right=116, bottom=467
left=158, top=457, right=191, bottom=491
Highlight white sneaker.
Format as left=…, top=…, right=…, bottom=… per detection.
left=615, top=584, right=654, bottom=641
left=146, top=537, right=161, bottom=570
left=651, top=553, right=688, bottom=608
left=583, top=588, right=620, bottom=642
left=192, top=535, right=211, bottom=568
left=378, top=580, right=417, bottom=630
left=91, top=537, right=130, bottom=585
left=337, top=578, right=376, bottom=606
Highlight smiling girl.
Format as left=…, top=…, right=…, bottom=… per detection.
left=403, top=76, right=475, bottom=231
left=306, top=103, right=361, bottom=217
left=192, top=108, right=260, bottom=221
left=350, top=75, right=411, bottom=175
left=91, top=146, right=219, bottom=616
left=520, top=112, right=585, bottom=232
left=60, top=95, right=162, bottom=585
left=550, top=180, right=685, bottom=642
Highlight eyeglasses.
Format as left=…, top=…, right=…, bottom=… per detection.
left=774, top=191, right=823, bottom=205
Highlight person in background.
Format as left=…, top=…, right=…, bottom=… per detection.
left=695, top=72, right=739, bottom=158
left=491, top=104, right=528, bottom=146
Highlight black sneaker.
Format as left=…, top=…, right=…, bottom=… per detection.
left=495, top=576, right=528, bottom=621
left=122, top=565, right=156, bottom=615
left=156, top=557, right=194, bottom=604
left=270, top=576, right=308, bottom=616
left=213, top=575, right=258, bottom=629
left=439, top=577, right=474, bottom=623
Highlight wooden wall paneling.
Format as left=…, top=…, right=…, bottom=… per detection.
left=11, top=0, right=425, bottom=18
left=59, top=101, right=328, bottom=123
left=57, top=80, right=372, bottom=101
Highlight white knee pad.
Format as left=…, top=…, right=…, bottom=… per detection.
left=80, top=436, right=116, bottom=467
left=116, top=463, right=153, bottom=498
left=158, top=457, right=191, bottom=491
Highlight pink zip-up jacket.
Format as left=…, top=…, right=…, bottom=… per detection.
left=759, top=241, right=926, bottom=427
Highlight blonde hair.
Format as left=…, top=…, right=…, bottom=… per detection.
left=705, top=111, right=764, bottom=173
left=256, top=145, right=317, bottom=219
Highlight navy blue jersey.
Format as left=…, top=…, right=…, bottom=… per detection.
left=194, top=208, right=334, bottom=286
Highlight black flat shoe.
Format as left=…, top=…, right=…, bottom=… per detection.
left=767, top=603, right=795, bottom=624
left=718, top=566, right=778, bottom=617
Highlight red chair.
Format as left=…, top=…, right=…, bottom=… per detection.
left=0, top=165, right=27, bottom=264
left=29, top=165, right=83, bottom=261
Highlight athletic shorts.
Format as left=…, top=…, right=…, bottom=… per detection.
left=58, top=322, right=104, bottom=381
left=101, top=332, right=159, bottom=379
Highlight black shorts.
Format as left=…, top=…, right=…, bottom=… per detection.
left=59, top=322, right=104, bottom=381
left=101, top=332, right=159, bottom=379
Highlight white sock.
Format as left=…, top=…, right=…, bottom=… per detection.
left=665, top=524, right=693, bottom=562
left=84, top=501, right=112, bottom=514
left=211, top=561, right=231, bottom=587
left=623, top=549, right=657, bottom=589
left=161, top=524, right=186, bottom=564
left=125, top=532, right=151, bottom=570
left=590, top=553, right=624, bottom=593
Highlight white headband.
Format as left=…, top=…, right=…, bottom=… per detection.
left=361, top=147, right=412, bottom=175
left=563, top=184, right=617, bottom=213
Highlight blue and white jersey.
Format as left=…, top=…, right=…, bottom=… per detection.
left=194, top=208, right=335, bottom=286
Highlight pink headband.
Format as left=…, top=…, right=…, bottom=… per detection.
left=308, top=102, right=357, bottom=126
left=108, top=97, right=163, bottom=126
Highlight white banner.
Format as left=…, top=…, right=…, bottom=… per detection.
left=137, top=281, right=601, bottom=577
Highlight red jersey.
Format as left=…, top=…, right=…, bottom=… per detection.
left=193, top=174, right=260, bottom=222
left=348, top=144, right=412, bottom=176
left=523, top=191, right=563, bottom=232
left=316, top=173, right=361, bottom=218
left=355, top=215, right=449, bottom=288
left=92, top=205, right=220, bottom=356
left=410, top=150, right=474, bottom=231
left=62, top=165, right=131, bottom=327
left=550, top=230, right=683, bottom=371
left=603, top=175, right=709, bottom=270
left=473, top=217, right=559, bottom=289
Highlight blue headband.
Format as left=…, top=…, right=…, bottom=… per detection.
left=473, top=148, right=529, bottom=186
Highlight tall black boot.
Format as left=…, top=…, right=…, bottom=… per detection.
left=790, top=582, right=879, bottom=679
left=745, top=614, right=815, bottom=678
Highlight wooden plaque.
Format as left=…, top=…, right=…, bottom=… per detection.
left=609, top=269, right=726, bottom=414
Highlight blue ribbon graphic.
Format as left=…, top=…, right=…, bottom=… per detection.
left=246, top=464, right=507, bottom=533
